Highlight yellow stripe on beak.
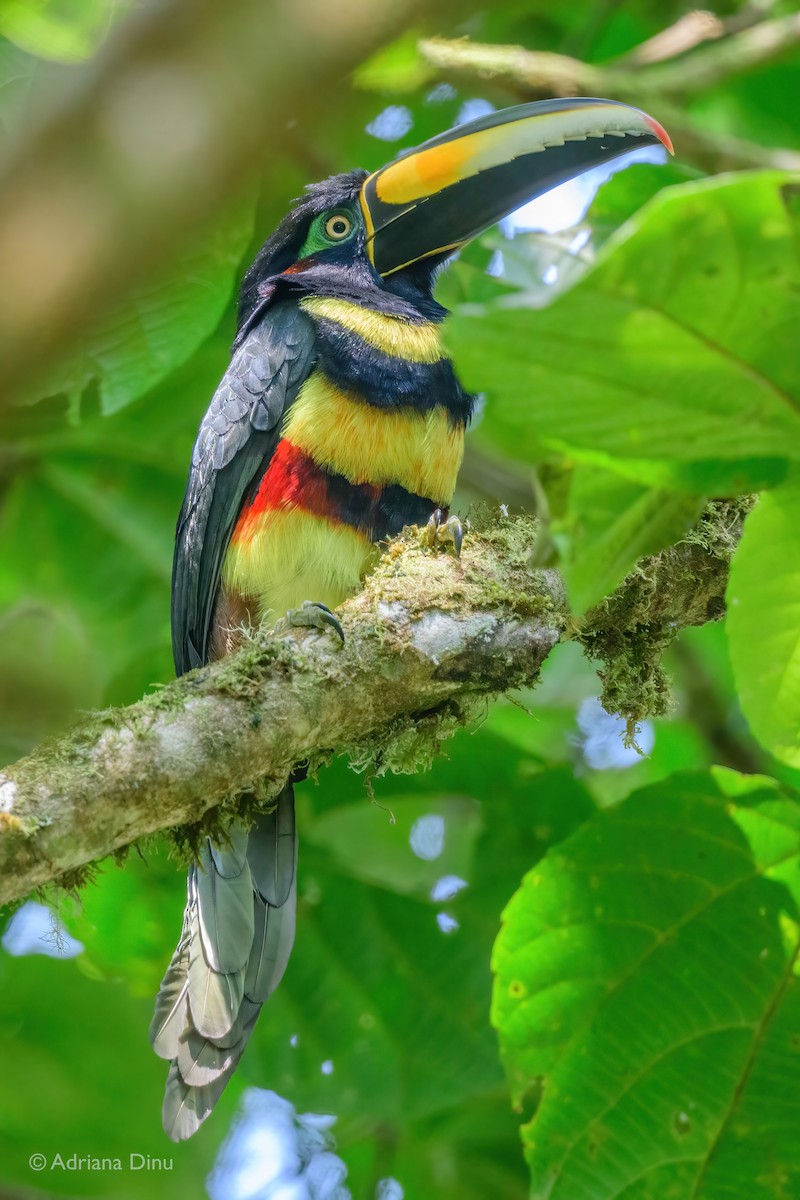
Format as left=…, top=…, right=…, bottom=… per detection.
left=376, top=136, right=476, bottom=206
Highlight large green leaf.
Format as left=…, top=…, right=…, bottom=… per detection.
left=33, top=196, right=252, bottom=417
left=446, top=172, right=800, bottom=493
left=588, top=161, right=703, bottom=249
left=558, top=465, right=703, bottom=614
left=0, top=0, right=124, bottom=63
left=492, top=768, right=800, bottom=1200
left=727, top=485, right=800, bottom=769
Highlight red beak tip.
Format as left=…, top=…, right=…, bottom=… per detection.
left=646, top=115, right=674, bottom=157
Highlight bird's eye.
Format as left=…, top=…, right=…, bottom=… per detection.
left=324, top=213, right=352, bottom=240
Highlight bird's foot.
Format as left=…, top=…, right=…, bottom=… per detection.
left=275, top=601, right=344, bottom=642
left=422, top=508, right=466, bottom=558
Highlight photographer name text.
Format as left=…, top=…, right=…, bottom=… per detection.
left=30, top=1152, right=173, bottom=1172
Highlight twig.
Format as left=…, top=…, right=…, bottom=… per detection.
left=616, top=2, right=779, bottom=68
left=640, top=10, right=800, bottom=97
left=670, top=639, right=765, bottom=775
left=418, top=30, right=800, bottom=174
left=418, top=37, right=611, bottom=98
left=617, top=10, right=726, bottom=66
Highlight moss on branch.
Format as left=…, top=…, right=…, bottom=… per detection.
left=0, top=507, right=743, bottom=906
left=578, top=498, right=751, bottom=738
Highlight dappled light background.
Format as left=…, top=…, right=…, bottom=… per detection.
left=2, top=1, right=800, bottom=1198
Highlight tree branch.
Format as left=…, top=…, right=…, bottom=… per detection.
left=615, top=1, right=781, bottom=68
left=638, top=10, right=800, bottom=97
left=614, top=10, right=729, bottom=67
left=0, top=506, right=744, bottom=907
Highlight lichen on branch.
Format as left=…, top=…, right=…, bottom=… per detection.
left=0, top=507, right=743, bottom=907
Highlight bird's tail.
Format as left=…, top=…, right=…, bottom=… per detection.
left=149, top=782, right=297, bottom=1142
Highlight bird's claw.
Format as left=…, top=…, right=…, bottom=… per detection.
left=275, top=600, right=345, bottom=643
left=423, top=509, right=465, bottom=558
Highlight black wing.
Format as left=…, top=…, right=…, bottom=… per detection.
left=171, top=302, right=316, bottom=675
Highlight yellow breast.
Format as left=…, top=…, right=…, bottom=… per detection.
left=222, top=298, right=465, bottom=624
left=223, top=510, right=378, bottom=622
left=282, top=373, right=464, bottom=507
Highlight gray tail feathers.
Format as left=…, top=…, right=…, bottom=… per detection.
left=149, top=783, right=297, bottom=1142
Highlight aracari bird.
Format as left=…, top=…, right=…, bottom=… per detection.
left=150, top=97, right=672, bottom=1141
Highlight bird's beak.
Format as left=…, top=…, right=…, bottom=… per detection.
left=360, top=98, right=673, bottom=277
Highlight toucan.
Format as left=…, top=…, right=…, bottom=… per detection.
left=149, top=97, right=672, bottom=1141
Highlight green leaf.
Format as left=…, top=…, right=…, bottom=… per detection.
left=0, top=0, right=125, bottom=63
left=446, top=172, right=800, bottom=493
left=492, top=768, right=800, bottom=1200
left=354, top=29, right=433, bottom=94
left=559, top=465, right=703, bottom=613
left=36, top=196, right=253, bottom=417
left=727, top=485, right=800, bottom=768
left=589, top=161, right=703, bottom=249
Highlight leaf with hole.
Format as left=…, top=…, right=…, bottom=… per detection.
left=492, top=768, right=800, bottom=1200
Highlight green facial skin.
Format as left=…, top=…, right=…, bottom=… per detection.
left=298, top=207, right=359, bottom=258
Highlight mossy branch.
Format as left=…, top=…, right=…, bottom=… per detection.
left=0, top=508, right=743, bottom=907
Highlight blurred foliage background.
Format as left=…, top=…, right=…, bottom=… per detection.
left=2, top=1, right=800, bottom=1198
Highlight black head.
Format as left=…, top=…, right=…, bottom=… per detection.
left=237, top=169, right=449, bottom=337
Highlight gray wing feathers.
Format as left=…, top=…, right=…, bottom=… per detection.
left=187, top=923, right=245, bottom=1041
left=153, top=785, right=297, bottom=1142
left=171, top=303, right=316, bottom=675
left=175, top=1028, right=238, bottom=1090
left=175, top=998, right=261, bottom=1088
left=196, top=837, right=254, bottom=973
left=209, top=826, right=249, bottom=878
left=149, top=914, right=191, bottom=1060
left=246, top=857, right=297, bottom=1001
left=162, top=1061, right=216, bottom=1143
left=192, top=305, right=314, bottom=473
left=248, top=795, right=297, bottom=908
left=162, top=997, right=264, bottom=1141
